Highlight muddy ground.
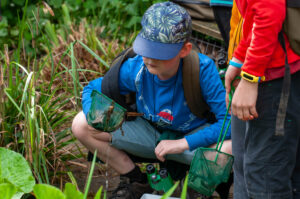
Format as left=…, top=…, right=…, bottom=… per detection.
left=65, top=144, right=233, bottom=199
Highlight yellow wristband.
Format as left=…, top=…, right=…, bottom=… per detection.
left=240, top=71, right=265, bottom=83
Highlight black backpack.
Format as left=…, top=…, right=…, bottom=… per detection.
left=101, top=47, right=216, bottom=122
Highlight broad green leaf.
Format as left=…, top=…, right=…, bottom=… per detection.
left=11, top=192, right=24, bottom=199
left=0, top=148, right=35, bottom=193
left=34, top=184, right=65, bottom=199
left=64, top=183, right=83, bottom=199
left=0, top=183, right=17, bottom=199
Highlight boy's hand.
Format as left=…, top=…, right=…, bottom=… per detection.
left=232, top=78, right=259, bottom=121
left=155, top=138, right=189, bottom=162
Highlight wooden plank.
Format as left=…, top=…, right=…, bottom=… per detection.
left=192, top=20, right=223, bottom=41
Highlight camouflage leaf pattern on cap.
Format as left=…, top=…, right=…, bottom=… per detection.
left=140, top=2, right=191, bottom=44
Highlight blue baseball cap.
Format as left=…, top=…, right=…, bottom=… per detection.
left=133, top=2, right=192, bottom=60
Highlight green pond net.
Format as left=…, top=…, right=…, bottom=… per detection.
left=87, top=90, right=126, bottom=132
left=188, top=93, right=234, bottom=196
left=188, top=148, right=233, bottom=196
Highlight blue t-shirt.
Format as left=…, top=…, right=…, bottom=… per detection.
left=82, top=53, right=231, bottom=151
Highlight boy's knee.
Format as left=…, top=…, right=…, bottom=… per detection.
left=71, top=111, right=88, bottom=139
left=221, top=140, right=232, bottom=155
left=209, top=140, right=232, bottom=155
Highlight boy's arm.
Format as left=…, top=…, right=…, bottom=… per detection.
left=82, top=56, right=141, bottom=118
left=185, top=55, right=231, bottom=151
left=82, top=78, right=103, bottom=117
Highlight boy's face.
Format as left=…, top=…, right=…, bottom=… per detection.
left=142, top=42, right=192, bottom=80
left=143, top=54, right=181, bottom=80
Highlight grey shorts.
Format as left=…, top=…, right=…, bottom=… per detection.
left=110, top=117, right=210, bottom=165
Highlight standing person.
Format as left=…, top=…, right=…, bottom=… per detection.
left=210, top=0, right=233, bottom=50
left=226, top=1, right=249, bottom=198
left=225, top=0, right=300, bottom=198
left=72, top=2, right=231, bottom=199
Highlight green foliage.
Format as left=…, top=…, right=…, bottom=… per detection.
left=1, top=0, right=164, bottom=53
left=97, top=0, right=164, bottom=40
left=0, top=59, right=78, bottom=184
left=34, top=184, right=66, bottom=199
left=0, top=148, right=105, bottom=199
left=33, top=183, right=105, bottom=199
left=0, top=184, right=17, bottom=199
left=180, top=174, right=189, bottom=199
left=64, top=183, right=84, bottom=199
left=0, top=147, right=36, bottom=198
left=161, top=181, right=179, bottom=199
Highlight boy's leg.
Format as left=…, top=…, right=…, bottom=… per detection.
left=244, top=71, right=300, bottom=199
left=72, top=112, right=152, bottom=199
left=72, top=111, right=135, bottom=174
left=110, top=117, right=160, bottom=160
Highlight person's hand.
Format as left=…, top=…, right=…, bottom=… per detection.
left=225, top=64, right=241, bottom=108
left=232, top=78, right=259, bottom=121
left=155, top=138, right=189, bottom=162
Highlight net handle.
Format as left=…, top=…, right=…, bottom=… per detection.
left=215, top=90, right=233, bottom=152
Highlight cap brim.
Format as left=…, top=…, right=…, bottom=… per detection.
left=133, top=34, right=184, bottom=60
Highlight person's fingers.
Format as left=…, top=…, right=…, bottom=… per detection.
left=155, top=145, right=166, bottom=162
left=242, top=106, right=251, bottom=121
left=249, top=105, right=258, bottom=119
left=155, top=151, right=165, bottom=162
left=236, top=106, right=244, bottom=120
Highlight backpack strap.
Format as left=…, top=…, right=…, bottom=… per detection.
left=182, top=50, right=211, bottom=119
left=275, top=32, right=291, bottom=136
left=101, top=47, right=137, bottom=112
left=102, top=47, right=213, bottom=120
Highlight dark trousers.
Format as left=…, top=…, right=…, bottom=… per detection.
left=232, top=71, right=300, bottom=199
left=211, top=6, right=232, bottom=50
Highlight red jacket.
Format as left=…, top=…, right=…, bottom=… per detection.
left=233, top=0, right=300, bottom=78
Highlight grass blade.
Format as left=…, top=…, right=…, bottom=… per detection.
left=83, top=150, right=97, bottom=199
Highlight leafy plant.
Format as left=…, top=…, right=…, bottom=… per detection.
left=0, top=148, right=105, bottom=199
left=0, top=147, right=35, bottom=199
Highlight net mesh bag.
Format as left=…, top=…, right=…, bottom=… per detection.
left=188, top=93, right=234, bottom=196
left=188, top=148, right=233, bottom=196
left=87, top=90, right=126, bottom=132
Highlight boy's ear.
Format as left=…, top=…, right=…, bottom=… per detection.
left=179, top=42, right=193, bottom=58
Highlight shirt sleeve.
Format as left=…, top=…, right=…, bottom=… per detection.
left=234, top=0, right=286, bottom=76
left=185, top=54, right=231, bottom=151
left=119, top=56, right=141, bottom=95
left=82, top=77, right=103, bottom=117
left=82, top=56, right=143, bottom=117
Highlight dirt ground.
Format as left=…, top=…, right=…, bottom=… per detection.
left=65, top=145, right=233, bottom=199
left=66, top=155, right=120, bottom=198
